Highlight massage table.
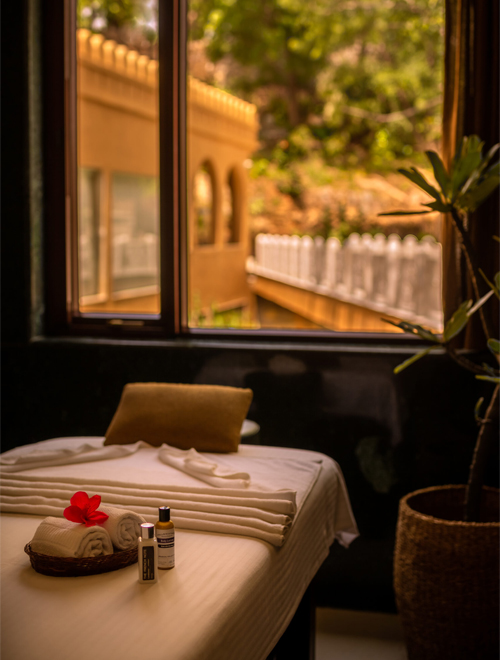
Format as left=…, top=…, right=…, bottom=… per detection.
left=0, top=436, right=358, bottom=660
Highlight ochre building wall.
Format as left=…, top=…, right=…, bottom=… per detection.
left=76, top=29, right=258, bottom=317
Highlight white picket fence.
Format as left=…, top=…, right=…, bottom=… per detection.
left=247, top=232, right=443, bottom=330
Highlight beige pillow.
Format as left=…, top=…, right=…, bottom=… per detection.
left=104, top=382, right=253, bottom=453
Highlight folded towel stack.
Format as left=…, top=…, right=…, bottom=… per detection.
left=30, top=517, right=113, bottom=558
left=0, top=440, right=147, bottom=473
left=99, top=505, right=145, bottom=550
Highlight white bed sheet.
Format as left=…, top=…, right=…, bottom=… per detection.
left=0, top=440, right=357, bottom=660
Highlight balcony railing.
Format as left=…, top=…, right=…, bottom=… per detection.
left=247, top=232, right=443, bottom=331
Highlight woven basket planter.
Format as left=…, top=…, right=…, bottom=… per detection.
left=394, top=485, right=499, bottom=660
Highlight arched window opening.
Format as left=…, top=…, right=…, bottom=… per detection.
left=223, top=169, right=239, bottom=244
left=193, top=163, right=215, bottom=245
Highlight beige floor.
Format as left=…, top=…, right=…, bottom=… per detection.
left=316, top=608, right=408, bottom=660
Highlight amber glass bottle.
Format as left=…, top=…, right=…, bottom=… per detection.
left=155, top=506, right=175, bottom=569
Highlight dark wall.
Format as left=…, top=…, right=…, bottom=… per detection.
left=1, top=0, right=497, bottom=615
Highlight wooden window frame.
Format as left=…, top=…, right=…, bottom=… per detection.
left=43, top=0, right=185, bottom=338
left=41, top=0, right=443, bottom=346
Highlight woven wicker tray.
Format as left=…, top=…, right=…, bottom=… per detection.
left=24, top=543, right=138, bottom=577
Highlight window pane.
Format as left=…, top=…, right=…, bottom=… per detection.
left=111, top=173, right=159, bottom=294
left=78, top=168, right=100, bottom=298
left=76, top=1, right=160, bottom=315
left=187, top=0, right=444, bottom=333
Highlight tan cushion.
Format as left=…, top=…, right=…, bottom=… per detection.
left=104, top=382, right=253, bottom=452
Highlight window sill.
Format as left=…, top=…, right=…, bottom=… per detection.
left=29, top=332, right=442, bottom=356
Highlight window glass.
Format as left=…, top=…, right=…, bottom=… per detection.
left=76, top=0, right=159, bottom=315
left=78, top=167, right=101, bottom=300
left=187, top=0, right=445, bottom=333
left=74, top=0, right=445, bottom=334
left=111, top=173, right=159, bottom=296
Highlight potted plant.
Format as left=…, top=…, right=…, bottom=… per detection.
left=380, top=135, right=499, bottom=660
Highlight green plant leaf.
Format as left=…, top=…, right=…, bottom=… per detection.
left=460, top=168, right=482, bottom=195
left=465, top=161, right=500, bottom=198
left=378, top=210, right=432, bottom=217
left=487, top=338, right=500, bottom=355
left=382, top=318, right=417, bottom=333
left=425, top=150, right=450, bottom=197
left=410, top=324, right=441, bottom=342
left=398, top=167, right=443, bottom=203
left=474, top=397, right=484, bottom=424
left=481, top=362, right=499, bottom=376
left=485, top=161, right=500, bottom=178
left=382, top=318, right=441, bottom=342
left=495, top=272, right=500, bottom=291
left=423, top=200, right=451, bottom=212
left=458, top=135, right=484, bottom=160
left=443, top=300, right=473, bottom=342
left=458, top=173, right=500, bottom=211
left=451, top=154, right=483, bottom=198
left=476, top=375, right=500, bottom=383
left=481, top=362, right=500, bottom=378
left=394, top=346, right=436, bottom=374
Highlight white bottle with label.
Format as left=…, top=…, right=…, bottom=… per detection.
left=138, top=523, right=158, bottom=583
left=155, top=506, right=175, bottom=569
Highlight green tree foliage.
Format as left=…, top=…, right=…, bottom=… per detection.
left=77, top=0, right=157, bottom=55
left=189, top=0, right=444, bottom=169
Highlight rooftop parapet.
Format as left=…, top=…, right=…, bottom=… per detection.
left=77, top=29, right=158, bottom=85
left=188, top=76, right=257, bottom=130
left=77, top=29, right=258, bottom=129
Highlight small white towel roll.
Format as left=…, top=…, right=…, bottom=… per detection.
left=30, top=517, right=113, bottom=558
left=98, top=505, right=146, bottom=550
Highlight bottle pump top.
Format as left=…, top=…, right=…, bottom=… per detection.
left=141, top=523, right=155, bottom=539
left=158, top=506, right=171, bottom=522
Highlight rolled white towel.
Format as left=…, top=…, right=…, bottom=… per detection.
left=98, top=505, right=146, bottom=550
left=30, top=517, right=113, bottom=558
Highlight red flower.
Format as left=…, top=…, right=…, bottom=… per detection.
left=63, top=491, right=109, bottom=527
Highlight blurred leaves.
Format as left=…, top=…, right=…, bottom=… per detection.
left=474, top=397, right=484, bottom=424
left=381, top=136, right=500, bottom=383
left=382, top=318, right=441, bottom=342
left=442, top=300, right=473, bottom=343
left=487, top=339, right=500, bottom=356
left=380, top=136, right=500, bottom=218
left=393, top=346, right=437, bottom=374
left=188, top=0, right=444, bottom=167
